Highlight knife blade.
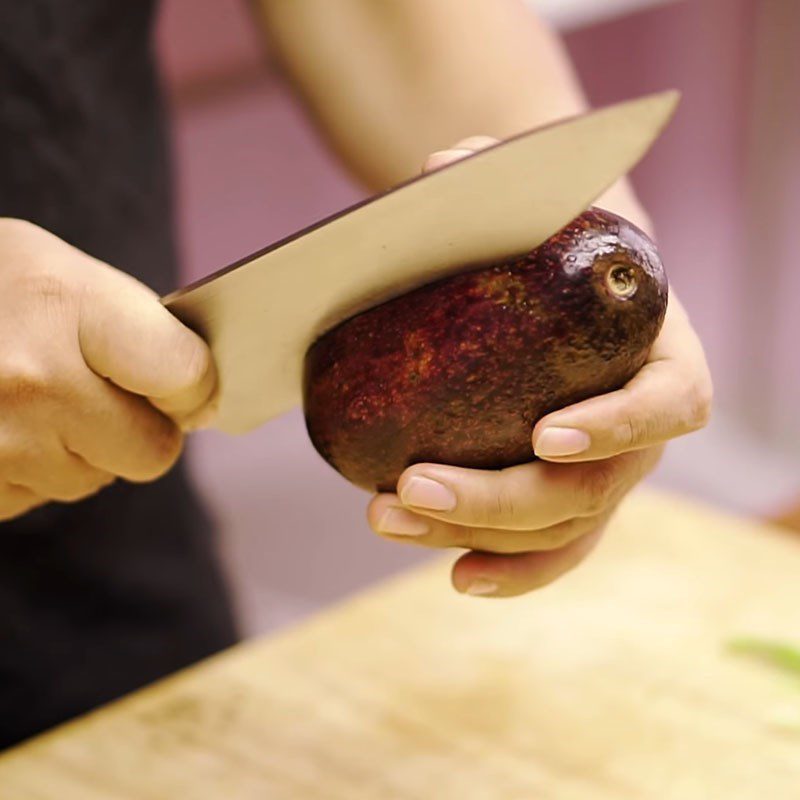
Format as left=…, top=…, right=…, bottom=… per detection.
left=164, top=90, right=678, bottom=434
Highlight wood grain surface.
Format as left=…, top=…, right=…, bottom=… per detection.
left=1, top=489, right=798, bottom=799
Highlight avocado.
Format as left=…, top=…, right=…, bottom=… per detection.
left=303, top=208, right=667, bottom=492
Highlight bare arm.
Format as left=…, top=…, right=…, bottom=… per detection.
left=255, top=0, right=643, bottom=220
left=255, top=0, right=710, bottom=598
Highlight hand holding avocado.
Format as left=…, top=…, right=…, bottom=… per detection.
left=356, top=139, right=712, bottom=598
left=0, top=219, right=218, bottom=521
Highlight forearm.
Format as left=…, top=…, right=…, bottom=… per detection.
left=257, top=0, right=648, bottom=225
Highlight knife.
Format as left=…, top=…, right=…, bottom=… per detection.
left=164, top=90, right=678, bottom=435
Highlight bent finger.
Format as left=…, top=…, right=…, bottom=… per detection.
left=533, top=298, right=712, bottom=462
left=451, top=528, right=605, bottom=598
left=395, top=450, right=652, bottom=530
left=78, top=268, right=217, bottom=422
left=369, top=492, right=608, bottom=554
left=64, top=373, right=183, bottom=482
left=12, top=446, right=115, bottom=503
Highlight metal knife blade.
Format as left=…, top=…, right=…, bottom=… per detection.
left=164, top=90, right=678, bottom=434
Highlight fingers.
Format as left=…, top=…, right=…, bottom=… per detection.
left=9, top=444, right=115, bottom=502
left=450, top=528, right=605, bottom=598
left=0, top=371, right=168, bottom=507
left=369, top=492, right=608, bottom=553
left=422, top=135, right=498, bottom=173
left=532, top=297, right=713, bottom=462
left=77, top=268, right=217, bottom=424
left=0, top=220, right=202, bottom=522
left=0, top=484, right=45, bottom=522
left=367, top=448, right=659, bottom=598
left=391, top=449, right=655, bottom=531
left=64, top=372, right=183, bottom=482
left=0, top=443, right=112, bottom=516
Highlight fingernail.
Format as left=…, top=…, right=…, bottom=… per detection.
left=534, top=427, right=590, bottom=458
left=377, top=507, right=429, bottom=537
left=464, top=579, right=499, bottom=597
left=400, top=476, right=457, bottom=511
left=423, top=148, right=475, bottom=173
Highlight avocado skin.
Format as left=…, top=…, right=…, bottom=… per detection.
left=303, top=208, right=668, bottom=492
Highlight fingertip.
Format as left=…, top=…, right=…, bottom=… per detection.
left=422, top=148, right=476, bottom=173
left=171, top=324, right=216, bottom=395
left=150, top=325, right=218, bottom=421
left=81, top=275, right=218, bottom=417
left=396, top=464, right=436, bottom=497
left=178, top=404, right=218, bottom=433
left=452, top=529, right=604, bottom=598
left=531, top=393, right=633, bottom=462
left=366, top=493, right=400, bottom=529
left=451, top=550, right=496, bottom=595
left=532, top=426, right=591, bottom=460
left=126, top=421, right=184, bottom=483
left=175, top=344, right=217, bottom=426
left=452, top=552, right=517, bottom=598
left=397, top=471, right=458, bottom=513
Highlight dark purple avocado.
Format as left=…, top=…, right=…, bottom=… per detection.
left=303, top=207, right=668, bottom=492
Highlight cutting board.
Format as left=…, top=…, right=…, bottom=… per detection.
left=0, top=489, right=798, bottom=799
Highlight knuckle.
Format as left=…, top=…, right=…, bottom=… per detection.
left=614, top=416, right=637, bottom=450
left=0, top=355, right=56, bottom=405
left=686, top=375, right=713, bottom=431
left=580, top=462, right=620, bottom=515
left=494, top=486, right=516, bottom=523
left=613, top=403, right=649, bottom=450
left=26, top=270, right=68, bottom=301
left=453, top=525, right=480, bottom=551
left=453, top=524, right=509, bottom=555
left=475, top=484, right=515, bottom=528
left=0, top=221, right=71, bottom=298
left=28, top=272, right=80, bottom=330
left=7, top=269, right=76, bottom=341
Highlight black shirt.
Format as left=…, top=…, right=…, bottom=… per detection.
left=0, top=1, right=237, bottom=748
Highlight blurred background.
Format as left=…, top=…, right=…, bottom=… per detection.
left=154, top=0, right=800, bottom=635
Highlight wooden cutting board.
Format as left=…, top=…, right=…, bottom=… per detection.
left=1, top=489, right=798, bottom=799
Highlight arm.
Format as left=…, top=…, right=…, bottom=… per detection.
left=256, top=0, right=645, bottom=221
left=257, top=0, right=711, bottom=596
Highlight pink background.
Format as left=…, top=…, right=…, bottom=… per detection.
left=154, top=0, right=800, bottom=633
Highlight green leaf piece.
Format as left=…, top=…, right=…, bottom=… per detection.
left=727, top=637, right=800, bottom=678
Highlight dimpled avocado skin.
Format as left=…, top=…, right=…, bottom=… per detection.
left=303, top=208, right=668, bottom=492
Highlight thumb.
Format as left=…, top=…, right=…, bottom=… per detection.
left=531, top=301, right=712, bottom=462
left=422, top=135, right=499, bottom=173
left=78, top=269, right=217, bottom=425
